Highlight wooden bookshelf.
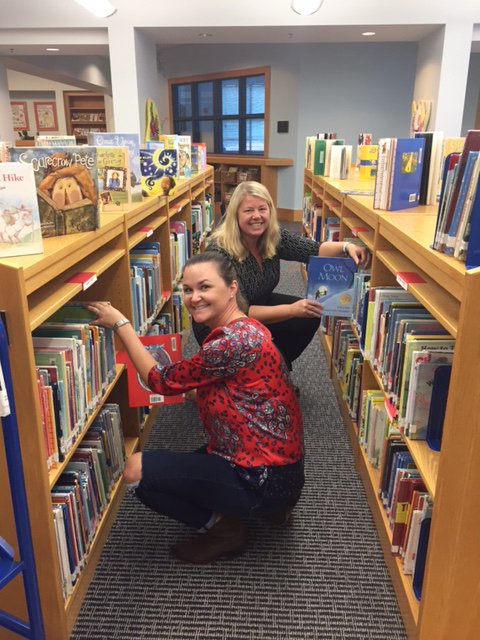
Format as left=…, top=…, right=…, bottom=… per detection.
left=207, top=155, right=293, bottom=216
left=304, top=168, right=480, bottom=639
left=63, top=91, right=107, bottom=143
left=0, top=167, right=214, bottom=640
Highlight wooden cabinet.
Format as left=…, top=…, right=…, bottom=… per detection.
left=303, top=168, right=480, bottom=639
left=0, top=168, right=213, bottom=640
left=63, top=91, right=107, bottom=143
left=207, top=154, right=293, bottom=217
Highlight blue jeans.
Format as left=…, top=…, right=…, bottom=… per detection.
left=135, top=446, right=304, bottom=530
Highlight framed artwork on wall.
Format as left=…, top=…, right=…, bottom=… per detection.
left=34, top=101, right=58, bottom=131
left=11, top=101, right=29, bottom=131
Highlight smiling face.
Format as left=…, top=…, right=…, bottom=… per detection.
left=182, top=261, right=238, bottom=329
left=237, top=194, right=270, bottom=245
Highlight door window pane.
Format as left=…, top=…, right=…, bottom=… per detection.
left=222, top=120, right=239, bottom=153
left=222, top=79, right=239, bottom=115
left=175, top=120, right=193, bottom=136
left=198, top=120, right=214, bottom=153
left=246, top=76, right=265, bottom=115
left=197, top=82, right=213, bottom=116
left=177, top=85, right=192, bottom=118
left=246, top=119, right=264, bottom=153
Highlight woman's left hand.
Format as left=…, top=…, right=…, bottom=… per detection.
left=346, top=243, right=371, bottom=269
left=85, top=301, right=126, bottom=330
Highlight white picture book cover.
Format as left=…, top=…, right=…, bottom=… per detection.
left=306, top=256, right=357, bottom=317
left=0, top=162, right=44, bottom=258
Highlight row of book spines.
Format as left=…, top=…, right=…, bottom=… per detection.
left=34, top=322, right=116, bottom=470
left=191, top=197, right=213, bottom=243
left=52, top=404, right=126, bottom=601
left=376, top=441, right=433, bottom=598
left=170, top=220, right=189, bottom=284
left=129, top=241, right=165, bottom=335
left=172, top=286, right=190, bottom=334
left=333, top=292, right=454, bottom=447
left=335, top=332, right=434, bottom=597
left=433, top=146, right=480, bottom=264
left=302, top=192, right=338, bottom=243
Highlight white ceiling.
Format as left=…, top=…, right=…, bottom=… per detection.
left=147, top=24, right=442, bottom=48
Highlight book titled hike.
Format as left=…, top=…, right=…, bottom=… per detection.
left=306, top=256, right=357, bottom=317
left=0, top=162, right=44, bottom=258
left=124, top=334, right=184, bottom=407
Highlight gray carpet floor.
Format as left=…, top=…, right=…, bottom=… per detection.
left=72, top=258, right=407, bottom=640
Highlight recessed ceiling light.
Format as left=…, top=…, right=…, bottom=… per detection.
left=362, top=32, right=376, bottom=37
left=73, top=0, right=117, bottom=18
left=198, top=33, right=213, bottom=37
left=291, top=0, right=324, bottom=16
left=46, top=47, right=60, bottom=51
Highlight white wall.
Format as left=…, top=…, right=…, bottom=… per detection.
left=7, top=69, right=86, bottom=135
left=135, top=30, right=159, bottom=139
left=16, top=55, right=111, bottom=91
left=158, top=41, right=418, bottom=209
left=462, top=52, right=480, bottom=134
left=0, top=61, right=14, bottom=141
left=413, top=27, right=444, bottom=130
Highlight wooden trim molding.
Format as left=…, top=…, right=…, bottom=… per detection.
left=276, top=208, right=303, bottom=222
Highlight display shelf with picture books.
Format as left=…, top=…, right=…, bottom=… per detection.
left=208, top=155, right=293, bottom=217
left=304, top=165, right=480, bottom=639
left=0, top=166, right=215, bottom=639
left=63, top=91, right=107, bottom=142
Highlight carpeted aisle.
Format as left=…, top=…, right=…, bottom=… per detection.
left=72, top=260, right=407, bottom=640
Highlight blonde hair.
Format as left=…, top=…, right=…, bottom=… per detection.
left=210, top=181, right=280, bottom=261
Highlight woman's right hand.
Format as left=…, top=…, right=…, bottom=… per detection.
left=291, top=299, right=323, bottom=318
left=85, top=301, right=126, bottom=330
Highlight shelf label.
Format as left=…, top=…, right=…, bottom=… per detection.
left=67, top=271, right=97, bottom=290
left=396, top=271, right=426, bottom=290
left=139, top=226, right=154, bottom=237
left=352, top=226, right=369, bottom=237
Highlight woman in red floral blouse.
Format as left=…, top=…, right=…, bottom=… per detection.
left=86, top=252, right=304, bottom=564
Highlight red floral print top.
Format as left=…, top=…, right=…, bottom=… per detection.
left=148, top=317, right=304, bottom=468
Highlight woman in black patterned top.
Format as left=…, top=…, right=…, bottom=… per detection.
left=193, top=181, right=369, bottom=370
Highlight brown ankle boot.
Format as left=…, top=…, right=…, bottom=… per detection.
left=265, top=492, right=302, bottom=526
left=171, top=516, right=248, bottom=565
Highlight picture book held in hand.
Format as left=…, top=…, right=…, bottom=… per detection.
left=306, top=256, right=358, bottom=317
left=8, top=146, right=99, bottom=237
left=0, top=162, right=43, bottom=258
left=124, top=333, right=184, bottom=407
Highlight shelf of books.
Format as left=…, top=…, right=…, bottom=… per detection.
left=0, top=166, right=214, bottom=639
left=63, top=91, right=107, bottom=143
left=303, top=131, right=480, bottom=638
left=208, top=154, right=293, bottom=216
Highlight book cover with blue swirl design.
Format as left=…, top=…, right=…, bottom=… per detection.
left=140, top=148, right=178, bottom=197
left=306, top=256, right=357, bottom=317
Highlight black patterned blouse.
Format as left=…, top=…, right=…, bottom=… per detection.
left=192, top=228, right=320, bottom=345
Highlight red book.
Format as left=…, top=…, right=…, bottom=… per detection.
left=124, top=334, right=184, bottom=407
left=391, top=477, right=426, bottom=555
